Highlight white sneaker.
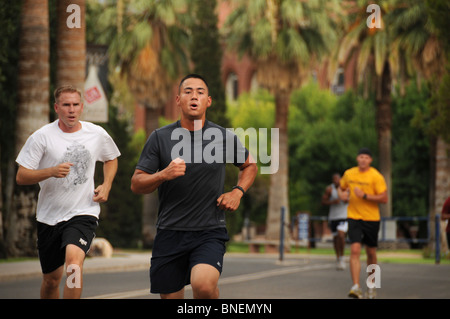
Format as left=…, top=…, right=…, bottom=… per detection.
left=348, top=284, right=362, bottom=299
left=338, top=257, right=346, bottom=270
left=339, top=256, right=346, bottom=269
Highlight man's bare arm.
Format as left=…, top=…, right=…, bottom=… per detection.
left=216, top=155, right=258, bottom=211
left=16, top=163, right=73, bottom=185
left=93, top=158, right=118, bottom=203
left=130, top=158, right=186, bottom=194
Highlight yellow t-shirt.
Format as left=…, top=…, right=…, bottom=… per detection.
left=340, top=166, right=387, bottom=221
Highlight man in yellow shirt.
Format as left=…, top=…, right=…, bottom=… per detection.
left=338, top=148, right=387, bottom=299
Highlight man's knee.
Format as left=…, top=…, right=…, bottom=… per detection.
left=350, top=242, right=361, bottom=255
left=191, top=264, right=220, bottom=299
left=42, top=267, right=63, bottom=289
left=192, top=281, right=218, bottom=299
left=65, top=244, right=86, bottom=267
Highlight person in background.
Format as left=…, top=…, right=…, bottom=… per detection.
left=441, top=196, right=450, bottom=249
left=338, top=147, right=387, bottom=299
left=322, top=173, right=348, bottom=270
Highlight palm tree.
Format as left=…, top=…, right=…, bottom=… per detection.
left=224, top=0, right=340, bottom=247
left=395, top=0, right=449, bottom=254
left=106, top=0, right=189, bottom=113
left=337, top=0, right=397, bottom=217
left=0, top=1, right=22, bottom=258
left=7, top=0, right=50, bottom=257
left=337, top=0, right=446, bottom=219
left=339, top=0, right=448, bottom=250
left=190, top=0, right=228, bottom=128
left=56, top=0, right=86, bottom=90
left=96, top=0, right=190, bottom=247
left=389, top=0, right=446, bottom=94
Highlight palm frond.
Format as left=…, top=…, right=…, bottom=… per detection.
left=276, top=28, right=309, bottom=63
left=280, top=0, right=304, bottom=26
left=357, top=37, right=373, bottom=78
left=251, top=18, right=273, bottom=58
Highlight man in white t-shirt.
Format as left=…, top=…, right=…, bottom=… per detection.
left=16, top=85, right=120, bottom=299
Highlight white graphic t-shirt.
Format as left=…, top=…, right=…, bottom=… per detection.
left=16, top=120, right=121, bottom=225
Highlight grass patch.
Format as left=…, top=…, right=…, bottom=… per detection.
left=0, top=256, right=38, bottom=263
left=226, top=241, right=450, bottom=264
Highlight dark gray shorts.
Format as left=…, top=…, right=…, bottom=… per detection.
left=150, top=227, right=229, bottom=294
left=37, top=215, right=98, bottom=274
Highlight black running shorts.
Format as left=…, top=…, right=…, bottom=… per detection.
left=37, top=215, right=98, bottom=274
left=347, top=218, right=380, bottom=247
left=150, top=227, right=229, bottom=294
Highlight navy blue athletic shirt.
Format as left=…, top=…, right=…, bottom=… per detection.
left=136, top=120, right=249, bottom=231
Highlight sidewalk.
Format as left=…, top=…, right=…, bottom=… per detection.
left=0, top=248, right=427, bottom=283
left=0, top=251, right=152, bottom=282
left=0, top=250, right=327, bottom=282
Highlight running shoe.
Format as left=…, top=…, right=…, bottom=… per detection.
left=348, top=284, right=362, bottom=299
left=366, top=287, right=377, bottom=299
left=336, top=257, right=346, bottom=270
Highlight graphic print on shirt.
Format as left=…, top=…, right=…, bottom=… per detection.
left=60, top=142, right=92, bottom=190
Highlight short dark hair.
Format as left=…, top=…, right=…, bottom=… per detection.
left=358, top=147, right=372, bottom=157
left=178, top=74, right=209, bottom=93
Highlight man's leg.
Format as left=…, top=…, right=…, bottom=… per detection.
left=190, top=263, right=220, bottom=299
left=336, top=230, right=346, bottom=258
left=365, top=246, right=378, bottom=298
left=364, top=220, right=379, bottom=267
left=333, top=234, right=339, bottom=259
left=63, top=244, right=86, bottom=299
left=366, top=246, right=377, bottom=266
left=349, top=242, right=361, bottom=286
left=41, top=266, right=64, bottom=299
left=160, top=288, right=185, bottom=299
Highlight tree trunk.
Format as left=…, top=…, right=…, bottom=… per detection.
left=428, top=137, right=450, bottom=255
left=0, top=147, right=4, bottom=258
left=265, top=91, right=290, bottom=251
left=376, top=61, right=392, bottom=218
left=56, top=0, right=85, bottom=90
left=141, top=106, right=161, bottom=248
left=6, top=0, right=50, bottom=257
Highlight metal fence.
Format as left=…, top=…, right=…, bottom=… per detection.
left=290, top=212, right=443, bottom=263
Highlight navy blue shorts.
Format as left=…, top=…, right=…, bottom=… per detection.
left=37, top=215, right=98, bottom=274
left=150, top=227, right=229, bottom=294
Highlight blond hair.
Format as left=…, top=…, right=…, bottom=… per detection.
left=54, top=85, right=82, bottom=103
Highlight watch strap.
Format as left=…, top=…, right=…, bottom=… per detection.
left=232, top=185, right=245, bottom=195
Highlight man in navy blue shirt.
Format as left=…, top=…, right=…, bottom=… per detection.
left=131, top=74, right=257, bottom=299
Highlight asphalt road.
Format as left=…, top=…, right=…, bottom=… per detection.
left=1, top=254, right=449, bottom=300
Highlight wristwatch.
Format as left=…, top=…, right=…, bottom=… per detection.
left=232, top=185, right=245, bottom=195
left=363, top=193, right=367, bottom=199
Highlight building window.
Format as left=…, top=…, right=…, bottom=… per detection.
left=331, top=67, right=345, bottom=95
left=250, top=72, right=259, bottom=93
left=226, top=72, right=239, bottom=101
